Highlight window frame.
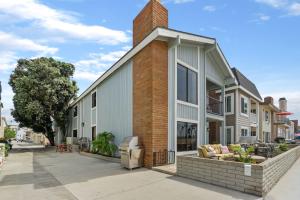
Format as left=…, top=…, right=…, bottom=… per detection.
left=177, top=63, right=198, bottom=105
left=225, top=93, right=234, bottom=115
left=225, top=126, right=234, bottom=145
left=176, top=121, right=198, bottom=152
left=240, top=126, right=250, bottom=137
left=265, top=111, right=270, bottom=122
left=73, top=105, right=78, bottom=118
left=91, top=126, right=96, bottom=141
left=91, top=91, right=97, bottom=108
left=240, top=95, right=249, bottom=117
left=72, top=129, right=78, bottom=138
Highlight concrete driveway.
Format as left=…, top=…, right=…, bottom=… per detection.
left=0, top=147, right=263, bottom=200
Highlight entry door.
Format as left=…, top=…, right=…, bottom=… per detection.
left=226, top=127, right=233, bottom=145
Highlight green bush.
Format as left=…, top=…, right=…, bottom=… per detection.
left=279, top=143, right=288, bottom=151
left=234, top=146, right=255, bottom=163
left=4, top=127, right=16, bottom=139
left=92, top=132, right=117, bottom=157
left=4, top=144, right=9, bottom=157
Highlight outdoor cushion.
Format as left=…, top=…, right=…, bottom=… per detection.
left=212, top=144, right=222, bottom=154
left=198, top=147, right=205, bottom=157
left=198, top=146, right=209, bottom=158
left=221, top=146, right=230, bottom=154
left=207, top=151, right=216, bottom=157
left=228, top=144, right=241, bottom=152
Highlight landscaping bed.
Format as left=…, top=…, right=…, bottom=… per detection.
left=177, top=145, right=300, bottom=197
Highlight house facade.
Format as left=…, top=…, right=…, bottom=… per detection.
left=259, top=97, right=280, bottom=143
left=225, top=68, right=262, bottom=145
left=57, top=0, right=237, bottom=167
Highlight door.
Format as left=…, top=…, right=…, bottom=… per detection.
left=92, top=126, right=96, bottom=141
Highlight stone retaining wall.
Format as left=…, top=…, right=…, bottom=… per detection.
left=177, top=146, right=300, bottom=196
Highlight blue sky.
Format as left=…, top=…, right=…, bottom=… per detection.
left=0, top=0, right=300, bottom=123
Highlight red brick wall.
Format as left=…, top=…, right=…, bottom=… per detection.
left=133, top=0, right=168, bottom=46
left=133, top=40, right=168, bottom=168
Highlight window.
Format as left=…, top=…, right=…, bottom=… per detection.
left=177, top=121, right=197, bottom=152
left=241, top=127, right=249, bottom=137
left=241, top=96, right=248, bottom=115
left=177, top=64, right=198, bottom=105
left=264, top=132, right=270, bottom=143
left=265, top=111, right=270, bottom=122
left=225, top=93, right=234, bottom=114
left=92, top=92, right=96, bottom=108
left=251, top=130, right=256, bottom=136
left=73, top=129, right=77, bottom=138
left=92, top=126, right=96, bottom=141
left=226, top=127, right=233, bottom=145
left=73, top=106, right=78, bottom=117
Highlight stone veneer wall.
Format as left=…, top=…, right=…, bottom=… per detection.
left=177, top=146, right=300, bottom=197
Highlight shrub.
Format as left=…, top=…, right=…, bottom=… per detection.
left=234, top=146, right=255, bottom=163
left=92, top=132, right=117, bottom=157
left=4, top=127, right=16, bottom=139
left=279, top=143, right=288, bottom=151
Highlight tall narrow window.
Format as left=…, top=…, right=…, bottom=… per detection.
left=225, top=93, right=234, bottom=114
left=241, top=96, right=248, bottom=115
left=92, top=92, right=96, bottom=108
left=73, top=106, right=78, bottom=117
left=92, top=126, right=96, bottom=141
left=73, top=129, right=78, bottom=138
left=177, top=64, right=197, bottom=104
left=177, top=122, right=197, bottom=152
left=265, top=111, right=269, bottom=122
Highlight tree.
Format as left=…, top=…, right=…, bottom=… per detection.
left=9, top=57, right=78, bottom=144
left=4, top=127, right=16, bottom=139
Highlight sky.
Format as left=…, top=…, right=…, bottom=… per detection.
left=0, top=0, right=300, bottom=124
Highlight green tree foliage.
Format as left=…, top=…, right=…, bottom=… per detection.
left=92, top=132, right=117, bottom=156
left=9, top=57, right=78, bottom=144
left=4, top=127, right=16, bottom=139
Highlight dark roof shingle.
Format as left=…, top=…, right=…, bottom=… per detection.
left=231, top=68, right=262, bottom=100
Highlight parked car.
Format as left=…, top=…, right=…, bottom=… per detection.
left=295, top=136, right=300, bottom=144
left=0, top=139, right=13, bottom=150
left=285, top=139, right=296, bottom=144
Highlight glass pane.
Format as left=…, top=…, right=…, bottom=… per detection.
left=241, top=98, right=244, bottom=113
left=188, top=70, right=197, bottom=104
left=177, top=122, right=197, bottom=152
left=177, top=64, right=187, bottom=102
left=226, top=96, right=231, bottom=113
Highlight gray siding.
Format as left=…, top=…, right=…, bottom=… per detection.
left=96, top=61, right=132, bottom=146
left=177, top=103, right=198, bottom=120
left=168, top=47, right=176, bottom=151
left=82, top=93, right=92, bottom=138
left=177, top=45, right=198, bottom=70
left=206, top=53, right=225, bottom=85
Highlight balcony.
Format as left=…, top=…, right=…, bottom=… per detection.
left=274, top=118, right=290, bottom=125
left=206, top=96, right=223, bottom=116
left=250, top=113, right=257, bottom=124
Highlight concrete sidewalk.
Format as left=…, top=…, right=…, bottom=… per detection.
left=0, top=148, right=299, bottom=200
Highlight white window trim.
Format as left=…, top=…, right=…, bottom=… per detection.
left=225, top=126, right=234, bottom=144
left=240, top=126, right=250, bottom=137
left=91, top=90, right=97, bottom=127
left=240, top=94, right=249, bottom=117
left=225, top=93, right=234, bottom=115
left=177, top=59, right=198, bottom=73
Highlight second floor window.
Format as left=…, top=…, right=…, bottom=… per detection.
left=265, top=111, right=270, bottom=122
left=177, top=64, right=197, bottom=105
left=225, top=93, right=234, bottom=114
left=73, top=106, right=78, bottom=117
left=241, top=128, right=249, bottom=136
left=241, top=96, right=248, bottom=115
left=92, top=92, right=96, bottom=108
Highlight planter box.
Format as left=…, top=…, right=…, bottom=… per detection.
left=177, top=146, right=300, bottom=197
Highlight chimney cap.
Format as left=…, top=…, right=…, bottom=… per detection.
left=279, top=97, right=287, bottom=101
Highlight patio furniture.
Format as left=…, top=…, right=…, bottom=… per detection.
left=56, top=144, right=73, bottom=153
left=198, top=144, right=233, bottom=159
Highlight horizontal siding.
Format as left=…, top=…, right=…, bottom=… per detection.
left=206, top=53, right=224, bottom=85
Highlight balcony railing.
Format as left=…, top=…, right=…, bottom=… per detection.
left=274, top=118, right=290, bottom=125
left=206, top=96, right=223, bottom=116
left=250, top=113, right=257, bottom=124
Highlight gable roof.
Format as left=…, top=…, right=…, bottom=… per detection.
left=231, top=68, right=262, bottom=100
left=71, top=27, right=236, bottom=106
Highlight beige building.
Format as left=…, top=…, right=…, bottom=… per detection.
left=259, top=97, right=280, bottom=143
left=0, top=117, right=7, bottom=138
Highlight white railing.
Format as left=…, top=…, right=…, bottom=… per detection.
left=250, top=113, right=257, bottom=124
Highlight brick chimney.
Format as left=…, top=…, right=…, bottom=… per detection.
left=264, top=96, right=274, bottom=105
left=133, top=0, right=168, bottom=46
left=132, top=0, right=168, bottom=168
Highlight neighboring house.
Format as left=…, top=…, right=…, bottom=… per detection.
left=225, top=68, right=262, bottom=145
left=259, top=97, right=280, bottom=143
left=0, top=117, right=8, bottom=138
left=57, top=0, right=237, bottom=167
left=8, top=124, right=18, bottom=133
left=273, top=97, right=293, bottom=140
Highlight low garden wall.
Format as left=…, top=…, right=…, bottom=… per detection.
left=177, top=146, right=300, bottom=197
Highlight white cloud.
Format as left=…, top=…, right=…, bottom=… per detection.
left=203, top=5, right=216, bottom=12
left=74, top=49, right=127, bottom=81
left=0, top=51, right=17, bottom=72
left=0, top=31, right=58, bottom=55
left=259, top=14, right=271, bottom=20
left=255, top=0, right=288, bottom=8
left=255, top=0, right=300, bottom=16
left=288, top=3, right=300, bottom=16
left=0, top=0, right=130, bottom=45
left=0, top=82, right=14, bottom=123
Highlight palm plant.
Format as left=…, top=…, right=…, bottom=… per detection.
left=92, top=132, right=117, bottom=156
